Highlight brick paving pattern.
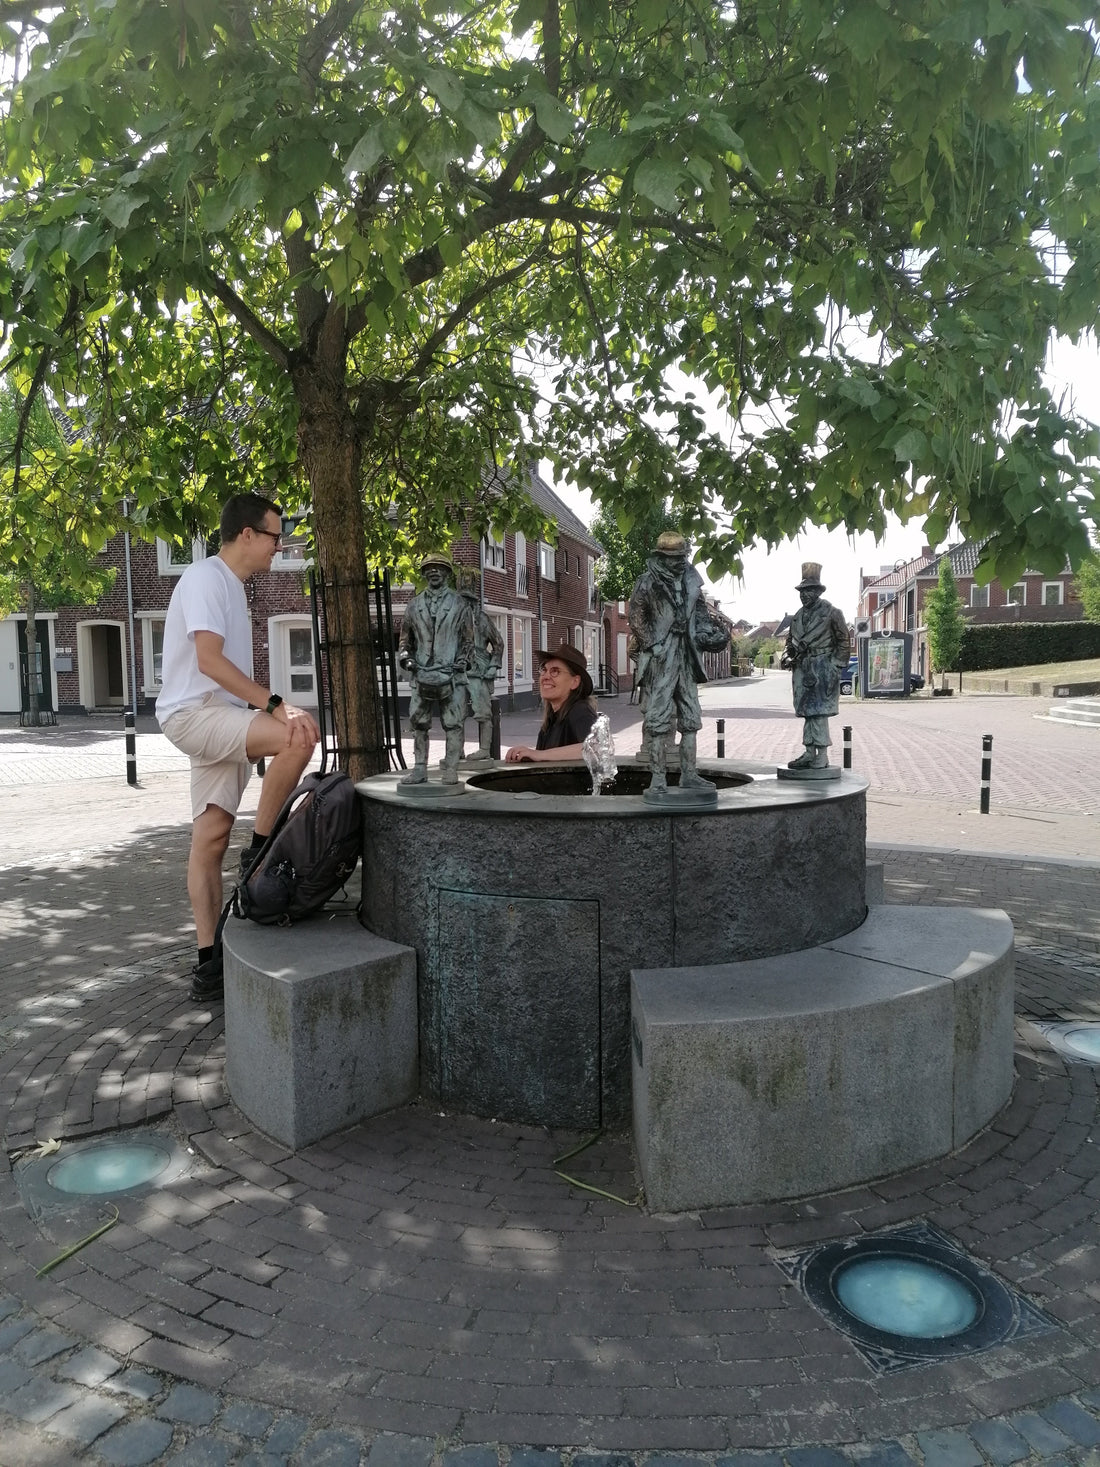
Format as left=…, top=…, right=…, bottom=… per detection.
left=0, top=690, right=1098, bottom=1462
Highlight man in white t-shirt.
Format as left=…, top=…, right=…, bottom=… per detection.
left=158, top=493, right=319, bottom=1001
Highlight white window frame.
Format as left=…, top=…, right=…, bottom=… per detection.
left=513, top=614, right=533, bottom=687
left=273, top=516, right=312, bottom=571
left=587, top=555, right=597, bottom=612
left=515, top=531, right=528, bottom=597
left=156, top=535, right=207, bottom=576
left=137, top=613, right=166, bottom=692
left=1007, top=583, right=1026, bottom=606
left=538, top=542, right=556, bottom=579
left=970, top=583, right=989, bottom=609
left=484, top=530, right=506, bottom=571
left=485, top=609, right=509, bottom=691
left=1042, top=581, right=1064, bottom=607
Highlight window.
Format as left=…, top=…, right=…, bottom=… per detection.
left=513, top=618, right=532, bottom=682
left=587, top=555, right=597, bottom=612
left=515, top=532, right=529, bottom=597
left=1007, top=583, right=1026, bottom=606
left=1042, top=581, right=1064, bottom=607
left=273, top=516, right=311, bottom=570
left=970, top=584, right=989, bottom=609
left=287, top=626, right=315, bottom=695
left=139, top=616, right=166, bottom=690
left=538, top=542, right=556, bottom=579
left=490, top=613, right=508, bottom=680
left=484, top=531, right=506, bottom=571
left=156, top=536, right=206, bottom=576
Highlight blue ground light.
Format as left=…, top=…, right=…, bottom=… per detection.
left=835, top=1257, right=981, bottom=1338
left=47, top=1143, right=172, bottom=1196
left=1062, top=1027, right=1100, bottom=1062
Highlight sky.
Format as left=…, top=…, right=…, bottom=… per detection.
left=547, top=333, right=1100, bottom=628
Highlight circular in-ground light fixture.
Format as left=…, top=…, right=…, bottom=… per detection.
left=799, top=1229, right=1028, bottom=1369
left=47, top=1142, right=173, bottom=1196
left=834, top=1255, right=981, bottom=1339
left=1060, top=1027, right=1100, bottom=1063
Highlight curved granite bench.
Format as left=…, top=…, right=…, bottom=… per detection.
left=631, top=905, right=1015, bottom=1212
left=223, top=914, right=418, bottom=1150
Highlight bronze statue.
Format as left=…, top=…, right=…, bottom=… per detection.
left=628, top=530, right=730, bottom=802
left=780, top=562, right=851, bottom=776
left=398, top=554, right=472, bottom=785
left=460, top=590, right=504, bottom=761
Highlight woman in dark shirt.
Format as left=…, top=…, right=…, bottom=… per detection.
left=505, top=645, right=598, bottom=762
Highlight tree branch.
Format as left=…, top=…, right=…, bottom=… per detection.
left=200, top=271, right=294, bottom=371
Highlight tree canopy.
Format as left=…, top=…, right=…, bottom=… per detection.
left=3, top=0, right=1099, bottom=769
left=590, top=500, right=679, bottom=602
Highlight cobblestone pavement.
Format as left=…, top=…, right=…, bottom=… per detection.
left=1, top=692, right=1099, bottom=1464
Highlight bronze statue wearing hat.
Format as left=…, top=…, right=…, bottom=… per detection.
left=398, top=554, right=474, bottom=785
left=628, top=530, right=730, bottom=802
left=780, top=562, right=851, bottom=776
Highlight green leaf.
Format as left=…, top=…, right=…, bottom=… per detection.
left=101, top=189, right=147, bottom=230
left=529, top=90, right=575, bottom=145
left=891, top=428, right=928, bottom=463
left=633, top=157, right=682, bottom=213
left=345, top=127, right=386, bottom=178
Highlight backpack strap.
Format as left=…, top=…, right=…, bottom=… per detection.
left=219, top=774, right=321, bottom=935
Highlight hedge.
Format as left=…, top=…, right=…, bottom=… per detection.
left=958, top=621, right=1100, bottom=672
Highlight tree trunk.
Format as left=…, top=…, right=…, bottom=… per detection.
left=294, top=368, right=384, bottom=781
left=24, top=579, right=41, bottom=727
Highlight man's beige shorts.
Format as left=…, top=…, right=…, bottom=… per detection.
left=161, top=696, right=260, bottom=820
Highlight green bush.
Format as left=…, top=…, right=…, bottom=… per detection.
left=958, top=621, right=1100, bottom=671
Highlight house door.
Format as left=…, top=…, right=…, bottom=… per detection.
left=17, top=620, right=53, bottom=714
left=272, top=620, right=318, bottom=708
left=87, top=624, right=126, bottom=707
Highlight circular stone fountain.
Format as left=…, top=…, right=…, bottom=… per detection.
left=358, top=760, right=869, bottom=1129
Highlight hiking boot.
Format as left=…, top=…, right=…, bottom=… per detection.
left=189, top=952, right=224, bottom=1003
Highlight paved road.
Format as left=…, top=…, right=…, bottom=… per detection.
left=0, top=693, right=1099, bottom=1464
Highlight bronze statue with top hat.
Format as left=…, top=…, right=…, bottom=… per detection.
left=779, top=562, right=851, bottom=778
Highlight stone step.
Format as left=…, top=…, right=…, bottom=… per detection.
left=1046, top=696, right=1100, bottom=726
left=631, top=905, right=1014, bottom=1212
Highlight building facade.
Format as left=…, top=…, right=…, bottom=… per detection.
left=857, top=541, right=1082, bottom=678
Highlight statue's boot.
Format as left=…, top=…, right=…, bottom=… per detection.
left=401, top=732, right=429, bottom=784
left=788, top=745, right=829, bottom=770
left=678, top=730, right=716, bottom=790
left=441, top=728, right=463, bottom=784
left=466, top=722, right=493, bottom=761
left=648, top=741, right=668, bottom=794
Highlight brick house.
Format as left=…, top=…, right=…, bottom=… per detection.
left=0, top=523, right=317, bottom=718
left=391, top=465, right=606, bottom=712
left=1, top=465, right=606, bottom=719
left=857, top=540, right=1082, bottom=679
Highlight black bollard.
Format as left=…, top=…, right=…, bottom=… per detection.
left=716, top=718, right=725, bottom=759
left=980, top=733, right=993, bottom=814
left=490, top=698, right=501, bottom=760
left=125, top=711, right=137, bottom=787
left=843, top=725, right=852, bottom=770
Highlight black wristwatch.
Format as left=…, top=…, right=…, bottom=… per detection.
left=265, top=694, right=283, bottom=715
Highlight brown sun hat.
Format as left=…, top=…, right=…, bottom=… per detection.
left=537, top=644, right=593, bottom=699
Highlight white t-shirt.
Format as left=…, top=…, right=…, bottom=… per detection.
left=156, top=556, right=253, bottom=724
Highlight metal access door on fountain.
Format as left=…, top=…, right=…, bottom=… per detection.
left=434, top=890, right=601, bottom=1129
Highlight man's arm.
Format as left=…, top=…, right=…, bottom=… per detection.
left=193, top=631, right=317, bottom=748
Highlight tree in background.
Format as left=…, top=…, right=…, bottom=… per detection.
left=1074, top=552, right=1100, bottom=622
left=3, top=1, right=1098, bottom=771
left=590, top=502, right=680, bottom=602
left=0, top=387, right=117, bottom=725
left=924, top=556, right=966, bottom=690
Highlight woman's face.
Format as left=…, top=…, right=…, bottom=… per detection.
left=539, top=658, right=581, bottom=710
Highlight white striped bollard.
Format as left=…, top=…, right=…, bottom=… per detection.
left=125, top=711, right=137, bottom=787
left=843, top=725, right=852, bottom=770
left=716, top=718, right=725, bottom=759
left=980, top=734, right=992, bottom=814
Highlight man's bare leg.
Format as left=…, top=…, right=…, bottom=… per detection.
left=245, top=710, right=316, bottom=836
left=188, top=803, right=235, bottom=948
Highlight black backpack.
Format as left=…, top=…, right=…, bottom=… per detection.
left=232, top=770, right=362, bottom=925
